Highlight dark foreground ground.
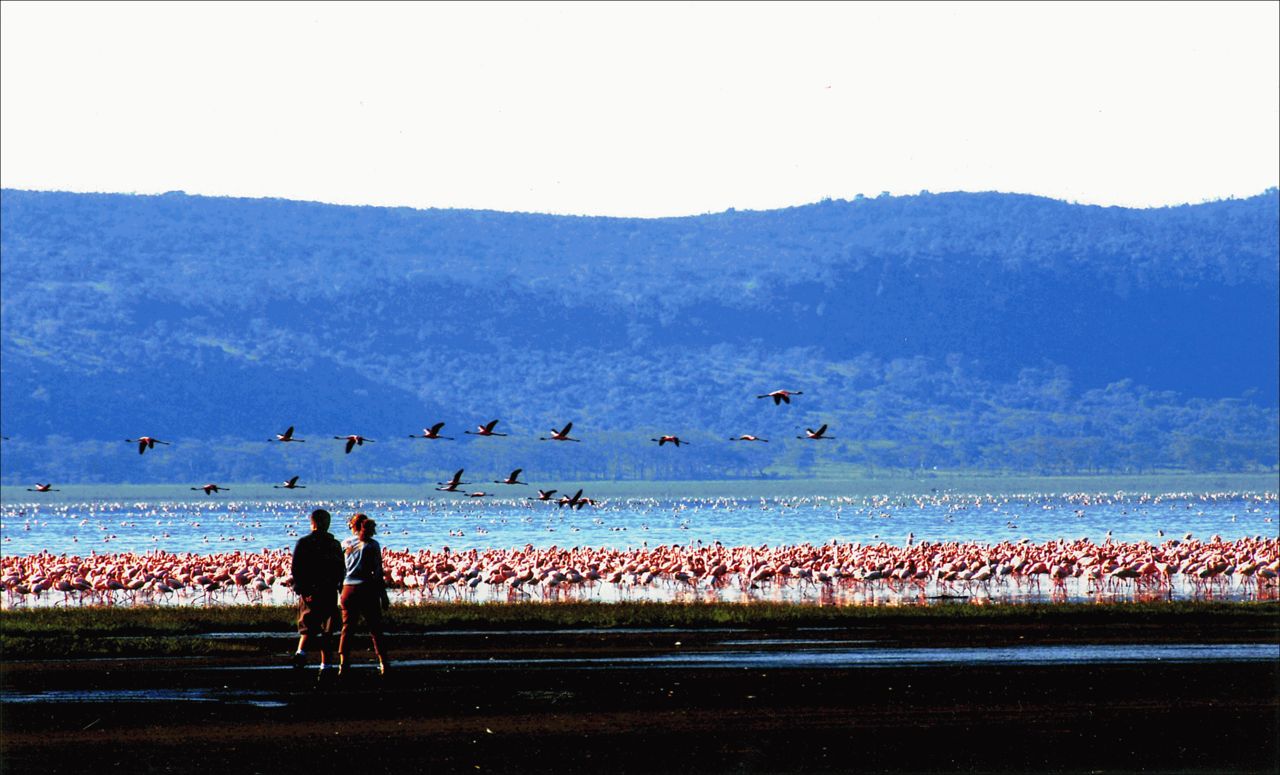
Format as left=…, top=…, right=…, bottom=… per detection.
left=3, top=607, right=1279, bottom=774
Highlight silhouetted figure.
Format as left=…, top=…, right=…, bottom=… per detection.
left=291, top=508, right=345, bottom=682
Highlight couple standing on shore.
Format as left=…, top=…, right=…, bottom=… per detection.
left=291, top=508, right=390, bottom=681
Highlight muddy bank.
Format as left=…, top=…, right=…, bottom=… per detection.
left=3, top=617, right=1278, bottom=774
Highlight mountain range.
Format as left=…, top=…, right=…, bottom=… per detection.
left=1, top=188, right=1276, bottom=483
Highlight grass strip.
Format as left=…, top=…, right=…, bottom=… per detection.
left=3, top=599, right=1277, bottom=637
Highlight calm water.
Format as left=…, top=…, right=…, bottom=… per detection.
left=1, top=491, right=1275, bottom=557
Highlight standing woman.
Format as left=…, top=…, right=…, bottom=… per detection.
left=338, top=513, right=390, bottom=677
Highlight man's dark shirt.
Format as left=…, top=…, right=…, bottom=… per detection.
left=291, top=530, right=345, bottom=598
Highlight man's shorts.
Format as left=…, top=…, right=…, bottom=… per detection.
left=297, top=593, right=339, bottom=635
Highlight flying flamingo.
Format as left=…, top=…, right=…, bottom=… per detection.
left=26, top=483, right=59, bottom=492
left=125, top=437, right=171, bottom=455
left=731, top=435, right=769, bottom=442
left=465, top=420, right=508, bottom=437
left=272, top=426, right=305, bottom=442
left=798, top=424, right=833, bottom=440
left=758, top=390, right=803, bottom=405
left=334, top=435, right=375, bottom=454
left=540, top=422, right=581, bottom=442
left=651, top=436, right=688, bottom=447
left=409, top=422, right=454, bottom=440
left=530, top=489, right=558, bottom=501
left=557, top=489, right=585, bottom=509
left=494, top=469, right=528, bottom=485
left=436, top=469, right=470, bottom=492
left=467, top=492, right=492, bottom=498
left=192, top=484, right=229, bottom=495
left=273, top=476, right=305, bottom=489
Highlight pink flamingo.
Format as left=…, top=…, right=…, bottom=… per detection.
left=540, top=422, right=581, bottom=442
left=758, top=389, right=803, bottom=405
left=465, top=420, right=508, bottom=437
left=272, top=426, right=305, bottom=442
left=125, top=437, right=171, bottom=455
left=436, top=469, right=470, bottom=492
left=409, top=422, right=454, bottom=440
left=798, top=424, right=833, bottom=440
left=494, top=469, right=528, bottom=485
left=334, top=435, right=375, bottom=454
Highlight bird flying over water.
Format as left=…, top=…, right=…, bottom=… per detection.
left=758, top=390, right=803, bottom=405
left=192, top=484, right=228, bottom=495
left=125, top=437, right=170, bottom=455
left=494, top=468, right=528, bottom=485
left=530, top=489, right=558, bottom=501
left=436, top=469, right=470, bottom=492
left=27, top=483, right=59, bottom=492
left=274, top=476, right=305, bottom=489
left=409, top=422, right=454, bottom=440
left=731, top=435, right=769, bottom=442
left=334, top=435, right=374, bottom=454
left=557, top=489, right=585, bottom=509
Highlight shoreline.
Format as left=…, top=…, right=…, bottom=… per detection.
left=3, top=601, right=1278, bottom=774
left=3, top=600, right=1277, bottom=660
left=4, top=471, right=1278, bottom=502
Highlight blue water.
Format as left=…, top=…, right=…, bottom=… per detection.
left=1, top=492, right=1275, bottom=556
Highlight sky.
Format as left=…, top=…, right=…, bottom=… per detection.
left=1, top=1, right=1277, bottom=217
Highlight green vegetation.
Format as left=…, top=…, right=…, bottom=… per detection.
left=4, top=601, right=1274, bottom=658
left=4, top=599, right=1276, bottom=635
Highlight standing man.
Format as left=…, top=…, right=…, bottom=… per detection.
left=291, top=508, right=345, bottom=682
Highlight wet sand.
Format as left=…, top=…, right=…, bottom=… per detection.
left=4, top=615, right=1278, bottom=774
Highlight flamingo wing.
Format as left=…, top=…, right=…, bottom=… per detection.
left=345, top=438, right=356, bottom=454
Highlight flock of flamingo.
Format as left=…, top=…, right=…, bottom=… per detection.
left=5, top=388, right=1278, bottom=608
left=2, top=534, right=1276, bottom=608
left=12, top=389, right=822, bottom=498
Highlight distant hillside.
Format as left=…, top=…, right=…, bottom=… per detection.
left=1, top=188, right=1276, bottom=484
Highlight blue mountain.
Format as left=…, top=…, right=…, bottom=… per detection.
left=1, top=188, right=1276, bottom=482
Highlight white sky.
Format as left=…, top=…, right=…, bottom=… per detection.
left=1, top=1, right=1277, bottom=216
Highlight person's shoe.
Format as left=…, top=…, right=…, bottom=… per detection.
left=291, top=651, right=307, bottom=671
